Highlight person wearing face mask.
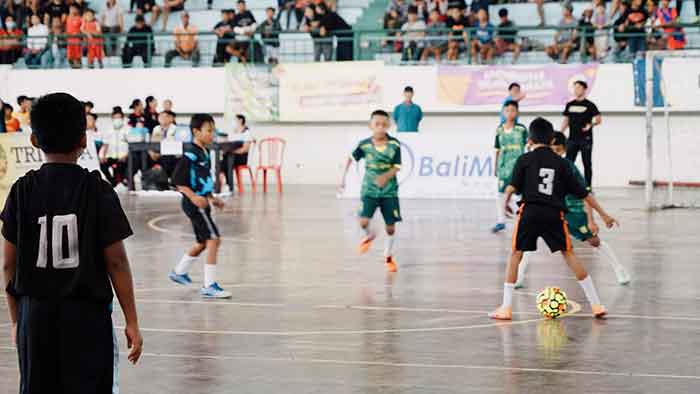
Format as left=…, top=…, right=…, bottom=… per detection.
left=0, top=15, right=23, bottom=64
left=100, top=106, right=130, bottom=187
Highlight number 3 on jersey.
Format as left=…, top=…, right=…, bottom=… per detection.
left=538, top=168, right=555, bottom=196
left=36, top=214, right=80, bottom=269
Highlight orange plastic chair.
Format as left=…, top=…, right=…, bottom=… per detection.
left=255, top=137, right=286, bottom=193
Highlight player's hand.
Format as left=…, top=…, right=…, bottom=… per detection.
left=211, top=197, right=225, bottom=210
left=582, top=123, right=592, bottom=131
left=125, top=323, right=143, bottom=364
left=504, top=203, right=515, bottom=218
left=589, top=221, right=600, bottom=236
left=374, top=175, right=389, bottom=188
left=602, top=215, right=618, bottom=229
left=191, top=195, right=209, bottom=209
left=10, top=322, right=17, bottom=347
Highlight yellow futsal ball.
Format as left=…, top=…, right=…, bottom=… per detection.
left=536, top=287, right=568, bottom=319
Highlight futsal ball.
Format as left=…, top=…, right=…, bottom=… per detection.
left=536, top=287, right=568, bottom=319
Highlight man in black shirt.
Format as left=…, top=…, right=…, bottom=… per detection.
left=213, top=8, right=236, bottom=64
left=1, top=93, right=142, bottom=393
left=42, top=0, right=68, bottom=26
left=231, top=0, right=257, bottom=61
left=489, top=117, right=617, bottom=321
left=561, top=80, right=601, bottom=187
left=122, top=15, right=154, bottom=67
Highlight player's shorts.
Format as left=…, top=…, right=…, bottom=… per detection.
left=359, top=196, right=402, bottom=225
left=565, top=212, right=594, bottom=242
left=182, top=198, right=221, bottom=243
left=17, top=297, right=115, bottom=394
left=512, top=204, right=573, bottom=253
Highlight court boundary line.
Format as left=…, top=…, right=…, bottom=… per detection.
left=147, top=214, right=280, bottom=245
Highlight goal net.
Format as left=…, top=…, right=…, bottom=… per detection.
left=643, top=50, right=700, bottom=210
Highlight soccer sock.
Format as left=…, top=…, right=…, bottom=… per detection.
left=578, top=275, right=602, bottom=306
left=384, top=235, right=395, bottom=257
left=598, top=241, right=622, bottom=272
left=496, top=193, right=505, bottom=224
left=361, top=226, right=372, bottom=238
left=174, top=254, right=197, bottom=275
left=502, top=283, right=515, bottom=307
left=204, top=264, right=217, bottom=287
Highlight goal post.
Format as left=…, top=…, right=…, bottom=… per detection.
left=644, top=50, right=700, bottom=211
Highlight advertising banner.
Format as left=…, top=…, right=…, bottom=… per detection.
left=224, top=63, right=278, bottom=126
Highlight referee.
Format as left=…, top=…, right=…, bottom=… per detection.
left=561, top=80, right=601, bottom=187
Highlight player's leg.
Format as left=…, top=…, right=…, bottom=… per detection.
left=581, top=141, right=593, bottom=187
left=562, top=250, right=607, bottom=318
left=169, top=242, right=204, bottom=285
left=489, top=251, right=523, bottom=320
left=17, top=297, right=61, bottom=393
left=358, top=197, right=379, bottom=254
left=380, top=197, right=402, bottom=272
left=198, top=209, right=231, bottom=299
left=588, top=236, right=631, bottom=285
left=514, top=252, right=530, bottom=289
left=565, top=139, right=580, bottom=164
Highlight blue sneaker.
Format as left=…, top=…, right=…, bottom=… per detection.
left=168, top=271, right=193, bottom=286
left=491, top=223, right=506, bottom=233
left=200, top=282, right=232, bottom=299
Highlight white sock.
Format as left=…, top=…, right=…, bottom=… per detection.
left=578, top=275, right=602, bottom=306
left=515, top=253, right=529, bottom=286
left=598, top=241, right=623, bottom=273
left=204, top=264, right=217, bottom=287
left=384, top=235, right=395, bottom=257
left=496, top=193, right=505, bottom=224
left=174, top=254, right=197, bottom=275
left=361, top=226, right=372, bottom=238
left=502, top=283, right=515, bottom=307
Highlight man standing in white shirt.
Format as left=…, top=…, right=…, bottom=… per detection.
left=100, top=0, right=125, bottom=56
left=24, top=14, right=49, bottom=68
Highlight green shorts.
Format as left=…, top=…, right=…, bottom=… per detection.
left=565, top=212, right=593, bottom=242
left=360, top=196, right=402, bottom=225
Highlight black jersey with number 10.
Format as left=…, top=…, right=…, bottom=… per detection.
left=1, top=164, right=133, bottom=302
left=509, top=146, right=589, bottom=211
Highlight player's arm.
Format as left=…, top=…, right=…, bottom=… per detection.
left=584, top=200, right=599, bottom=235
left=104, top=241, right=143, bottom=364
left=2, top=240, right=17, bottom=346
left=341, top=145, right=365, bottom=190
left=176, top=186, right=208, bottom=208
left=583, top=194, right=617, bottom=228
left=172, top=158, right=208, bottom=208
left=504, top=156, right=526, bottom=216
left=560, top=115, right=570, bottom=133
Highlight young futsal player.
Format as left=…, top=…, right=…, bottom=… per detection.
left=169, top=114, right=231, bottom=298
left=492, top=100, right=528, bottom=233
left=514, top=132, right=630, bottom=288
left=489, top=118, right=618, bottom=320
left=1, top=93, right=142, bottom=393
left=340, top=110, right=402, bottom=273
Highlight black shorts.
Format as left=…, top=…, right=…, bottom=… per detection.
left=182, top=198, right=220, bottom=243
left=17, top=297, right=115, bottom=394
left=512, top=204, right=573, bottom=253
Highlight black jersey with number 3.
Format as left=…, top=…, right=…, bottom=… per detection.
left=509, top=146, right=589, bottom=211
left=1, top=163, right=133, bottom=302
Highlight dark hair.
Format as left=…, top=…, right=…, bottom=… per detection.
left=135, top=15, right=145, bottom=23
left=404, top=86, right=414, bottom=93
left=190, top=113, right=215, bottom=132
left=69, top=3, right=80, bottom=9
left=236, top=114, right=246, bottom=125
left=3, top=103, right=13, bottom=114
left=370, top=109, right=390, bottom=119
left=17, top=95, right=30, bottom=105
left=112, top=106, right=124, bottom=116
left=87, top=112, right=98, bottom=120
left=30, top=93, right=86, bottom=154
left=129, top=99, right=142, bottom=110
left=84, top=100, right=94, bottom=109
left=503, top=100, right=519, bottom=110
left=508, top=82, right=520, bottom=91
left=552, top=131, right=567, bottom=147
left=528, top=117, right=555, bottom=144
left=498, top=8, right=508, bottom=17
left=162, top=110, right=176, bottom=118
left=574, top=80, right=588, bottom=89
left=145, top=96, right=156, bottom=108
left=237, top=0, right=246, bottom=4
left=408, top=5, right=418, bottom=14
left=266, top=6, right=275, bottom=12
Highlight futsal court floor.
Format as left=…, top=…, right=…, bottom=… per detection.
left=1, top=186, right=699, bottom=393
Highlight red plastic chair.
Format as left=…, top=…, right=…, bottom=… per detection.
left=255, top=137, right=286, bottom=193
left=232, top=141, right=256, bottom=194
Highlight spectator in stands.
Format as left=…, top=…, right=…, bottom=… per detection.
left=132, top=0, right=160, bottom=29
left=144, top=96, right=158, bottom=132
left=446, top=6, right=468, bottom=62
left=319, top=3, right=353, bottom=61
left=122, top=14, right=153, bottom=67
left=656, top=0, right=685, bottom=50
left=579, top=5, right=597, bottom=61
left=160, top=0, right=185, bottom=32
left=65, top=4, right=83, bottom=68
left=593, top=0, right=609, bottom=60
left=43, top=18, right=67, bottom=67
left=545, top=3, right=577, bottom=64
left=421, top=8, right=447, bottom=62
left=213, top=8, right=235, bottom=64
left=619, top=0, right=649, bottom=58
left=278, top=0, right=302, bottom=31
left=12, top=95, right=31, bottom=130
left=612, top=1, right=629, bottom=58
left=82, top=9, right=104, bottom=68
left=7, top=0, right=32, bottom=31
left=469, top=0, right=489, bottom=24
left=24, top=0, right=46, bottom=30
left=677, top=0, right=699, bottom=24
left=3, top=103, right=20, bottom=131
left=232, top=0, right=257, bottom=57
left=222, top=114, right=255, bottom=188
left=151, top=110, right=179, bottom=176
left=42, top=0, right=68, bottom=27
left=382, top=8, right=402, bottom=53
left=258, top=7, right=281, bottom=64
left=84, top=101, right=94, bottom=114
left=414, top=0, right=429, bottom=21
left=393, top=86, right=423, bottom=132
left=100, top=106, right=129, bottom=187
left=495, top=8, right=520, bottom=64
left=86, top=111, right=102, bottom=151
left=165, top=11, right=200, bottom=67
left=387, top=0, right=410, bottom=24
left=301, top=6, right=326, bottom=61
left=24, top=14, right=48, bottom=68
left=400, top=6, right=426, bottom=61
left=162, top=98, right=176, bottom=118
left=100, top=0, right=124, bottom=57
left=531, top=0, right=545, bottom=27
left=646, top=0, right=666, bottom=50
left=0, top=14, right=22, bottom=65
left=471, top=8, right=494, bottom=64
left=128, top=98, right=146, bottom=127
left=426, top=0, right=448, bottom=19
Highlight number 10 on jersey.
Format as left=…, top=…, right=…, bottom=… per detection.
left=36, top=214, right=80, bottom=269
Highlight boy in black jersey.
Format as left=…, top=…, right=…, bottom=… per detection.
left=1, top=93, right=143, bottom=394
left=489, top=117, right=618, bottom=320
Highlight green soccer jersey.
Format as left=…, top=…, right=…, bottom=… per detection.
left=564, top=159, right=590, bottom=214
left=494, top=123, right=528, bottom=192
left=352, top=136, right=402, bottom=198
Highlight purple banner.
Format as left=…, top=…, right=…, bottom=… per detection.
left=437, top=64, right=599, bottom=107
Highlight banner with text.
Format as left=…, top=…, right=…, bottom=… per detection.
left=341, top=133, right=497, bottom=199
left=278, top=61, right=385, bottom=122
left=0, top=133, right=100, bottom=208
left=437, top=64, right=599, bottom=107
left=224, top=64, right=278, bottom=127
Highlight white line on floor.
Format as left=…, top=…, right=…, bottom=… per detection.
left=147, top=214, right=279, bottom=245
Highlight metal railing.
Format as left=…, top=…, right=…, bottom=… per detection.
left=4, top=23, right=698, bottom=69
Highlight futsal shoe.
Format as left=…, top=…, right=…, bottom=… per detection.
left=491, top=223, right=506, bottom=233
left=168, top=271, right=193, bottom=286
left=513, top=280, right=525, bottom=289
left=358, top=232, right=376, bottom=254
left=201, top=282, right=233, bottom=299
left=591, top=304, right=608, bottom=319
left=488, top=306, right=513, bottom=320
left=385, top=256, right=398, bottom=273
